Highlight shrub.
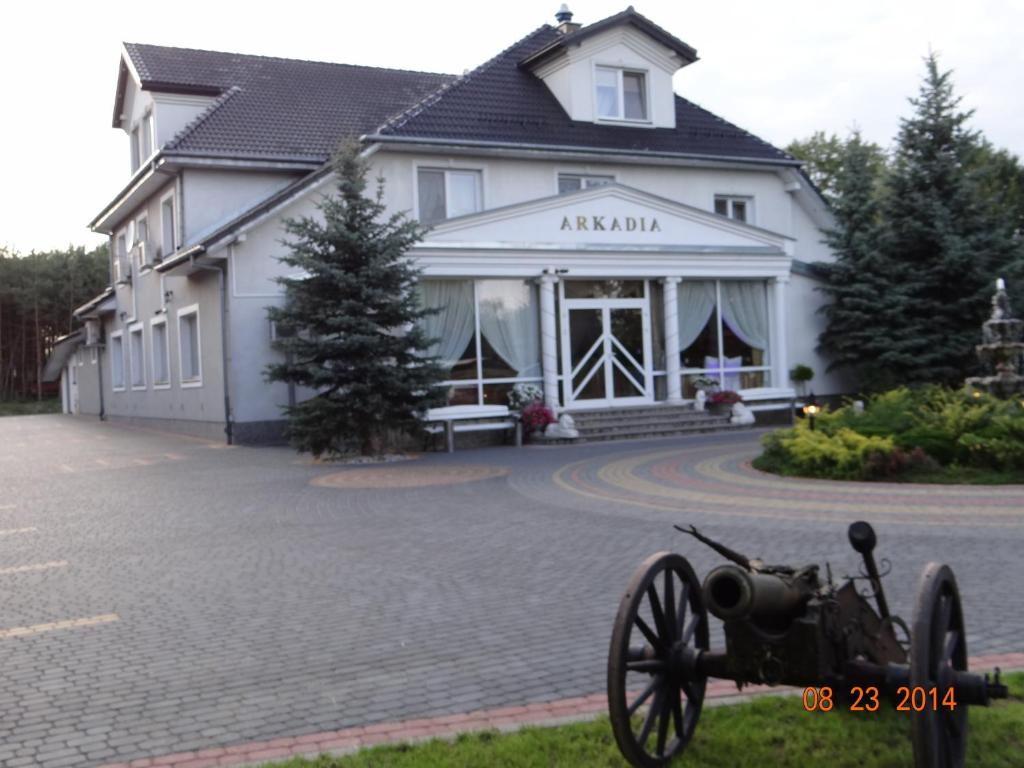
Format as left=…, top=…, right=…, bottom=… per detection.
left=521, top=402, right=556, bottom=434
left=756, top=385, right=1024, bottom=481
left=760, top=422, right=896, bottom=480
left=789, top=364, right=814, bottom=383
left=708, top=390, right=743, bottom=406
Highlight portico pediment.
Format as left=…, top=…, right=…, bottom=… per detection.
left=421, top=184, right=791, bottom=254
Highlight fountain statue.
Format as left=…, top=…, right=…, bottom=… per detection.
left=965, top=278, right=1024, bottom=398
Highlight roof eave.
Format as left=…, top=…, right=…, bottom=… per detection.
left=363, top=133, right=801, bottom=168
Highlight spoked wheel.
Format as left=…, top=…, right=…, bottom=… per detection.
left=608, top=552, right=709, bottom=768
left=911, top=563, right=969, bottom=768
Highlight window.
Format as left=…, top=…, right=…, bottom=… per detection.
left=418, top=280, right=541, bottom=407
left=178, top=306, right=201, bottom=386
left=714, top=196, right=752, bottom=223
left=151, top=319, right=170, bottom=387
left=596, top=67, right=648, bottom=121
left=114, top=233, right=129, bottom=282
left=134, top=215, right=149, bottom=267
left=130, top=125, right=141, bottom=172
left=129, top=324, right=145, bottom=389
left=677, top=280, right=771, bottom=396
left=416, top=168, right=482, bottom=225
left=141, top=113, right=154, bottom=159
left=161, top=195, right=176, bottom=257
left=110, top=331, right=125, bottom=391
left=557, top=174, right=615, bottom=194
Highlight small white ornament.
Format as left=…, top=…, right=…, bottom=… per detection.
left=694, top=389, right=707, bottom=412
left=730, top=402, right=756, bottom=425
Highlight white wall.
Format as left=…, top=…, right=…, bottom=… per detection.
left=786, top=272, right=851, bottom=396
left=181, top=169, right=304, bottom=243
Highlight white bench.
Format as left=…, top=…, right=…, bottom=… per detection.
left=422, top=405, right=523, bottom=453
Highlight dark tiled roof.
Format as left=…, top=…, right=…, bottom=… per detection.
left=374, top=25, right=794, bottom=164
left=121, top=43, right=455, bottom=161
left=520, top=7, right=698, bottom=69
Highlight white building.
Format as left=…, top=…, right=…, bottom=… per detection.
left=64, top=6, right=846, bottom=443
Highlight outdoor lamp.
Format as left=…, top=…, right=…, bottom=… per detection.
left=802, top=393, right=820, bottom=430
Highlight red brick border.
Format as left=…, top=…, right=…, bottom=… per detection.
left=101, top=652, right=1024, bottom=768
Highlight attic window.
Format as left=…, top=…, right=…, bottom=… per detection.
left=596, top=67, right=647, bottom=121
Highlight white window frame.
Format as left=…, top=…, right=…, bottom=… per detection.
left=134, top=213, right=150, bottom=269
left=110, top=330, right=126, bottom=392
left=128, top=322, right=146, bottom=390
left=130, top=124, right=141, bottom=172
left=679, top=280, right=772, bottom=391
left=556, top=172, right=616, bottom=194
left=427, top=279, right=543, bottom=407
left=150, top=317, right=171, bottom=389
left=141, top=111, right=154, bottom=160
left=160, top=190, right=177, bottom=259
left=413, top=164, right=485, bottom=224
left=594, top=65, right=650, bottom=123
left=177, top=304, right=202, bottom=388
left=713, top=195, right=755, bottom=224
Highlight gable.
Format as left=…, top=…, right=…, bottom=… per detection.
left=423, top=184, right=791, bottom=253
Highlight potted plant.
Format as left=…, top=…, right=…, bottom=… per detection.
left=789, top=364, right=814, bottom=397
left=507, top=382, right=543, bottom=412
left=521, top=401, right=557, bottom=438
left=707, top=389, right=742, bottom=416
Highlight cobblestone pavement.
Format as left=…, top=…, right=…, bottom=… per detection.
left=1, top=415, right=1022, bottom=767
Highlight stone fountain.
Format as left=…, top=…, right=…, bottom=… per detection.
left=965, top=278, right=1024, bottom=398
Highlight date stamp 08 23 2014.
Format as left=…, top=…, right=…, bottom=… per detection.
left=803, top=686, right=958, bottom=713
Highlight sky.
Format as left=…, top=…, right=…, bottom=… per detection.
left=1, top=0, right=1021, bottom=254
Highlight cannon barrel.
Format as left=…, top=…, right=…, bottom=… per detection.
left=703, top=564, right=808, bottom=622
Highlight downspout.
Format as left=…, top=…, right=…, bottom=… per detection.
left=191, top=255, right=233, bottom=445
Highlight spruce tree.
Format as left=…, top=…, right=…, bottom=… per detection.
left=266, top=143, right=446, bottom=457
left=817, top=131, right=903, bottom=387
left=878, top=54, right=1020, bottom=384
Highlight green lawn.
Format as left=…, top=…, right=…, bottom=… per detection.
left=0, top=398, right=61, bottom=417
left=267, top=673, right=1023, bottom=767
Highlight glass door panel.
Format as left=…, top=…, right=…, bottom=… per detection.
left=609, top=308, right=646, bottom=398
left=569, top=309, right=606, bottom=401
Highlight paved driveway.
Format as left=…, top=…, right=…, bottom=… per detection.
left=1, top=415, right=1022, bottom=767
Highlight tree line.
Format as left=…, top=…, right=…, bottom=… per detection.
left=786, top=54, right=1024, bottom=389
left=0, top=245, right=110, bottom=400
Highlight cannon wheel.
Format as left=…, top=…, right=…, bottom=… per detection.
left=911, top=562, right=969, bottom=768
left=608, top=552, right=709, bottom=767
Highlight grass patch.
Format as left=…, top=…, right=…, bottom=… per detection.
left=267, top=673, right=1024, bottom=767
left=0, top=398, right=61, bottom=417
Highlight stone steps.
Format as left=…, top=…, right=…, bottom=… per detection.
left=565, top=404, right=742, bottom=442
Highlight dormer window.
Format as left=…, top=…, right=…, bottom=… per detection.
left=595, top=67, right=648, bottom=121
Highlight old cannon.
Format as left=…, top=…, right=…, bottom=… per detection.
left=607, top=522, right=1008, bottom=767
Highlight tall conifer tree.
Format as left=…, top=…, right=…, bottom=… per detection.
left=817, top=132, right=902, bottom=387
left=266, top=143, right=446, bottom=457
left=878, top=54, right=1019, bottom=384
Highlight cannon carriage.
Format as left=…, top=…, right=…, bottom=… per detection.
left=607, top=521, right=1008, bottom=768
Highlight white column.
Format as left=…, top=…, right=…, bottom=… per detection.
left=662, top=277, right=682, bottom=403
left=773, top=275, right=790, bottom=390
left=539, top=274, right=560, bottom=411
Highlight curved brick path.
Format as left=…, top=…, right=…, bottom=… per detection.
left=2, top=418, right=1022, bottom=768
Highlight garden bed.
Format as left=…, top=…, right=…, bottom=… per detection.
left=753, top=387, right=1024, bottom=483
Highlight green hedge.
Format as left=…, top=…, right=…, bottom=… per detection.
left=755, top=387, right=1024, bottom=481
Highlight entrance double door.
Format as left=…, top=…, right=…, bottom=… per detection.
left=560, top=292, right=652, bottom=408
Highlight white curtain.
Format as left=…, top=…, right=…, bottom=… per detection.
left=676, top=281, right=717, bottom=352
left=721, top=281, right=769, bottom=352
left=418, top=280, right=475, bottom=371
left=478, top=281, right=541, bottom=378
